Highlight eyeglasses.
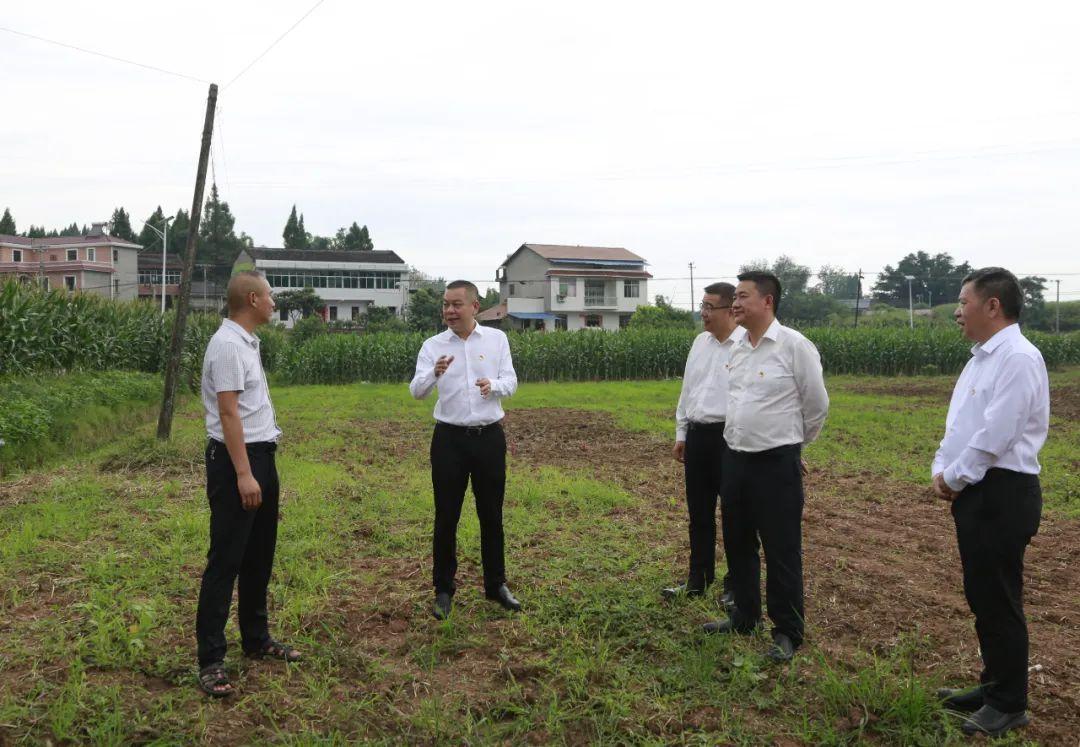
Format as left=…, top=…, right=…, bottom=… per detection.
left=699, top=303, right=732, bottom=312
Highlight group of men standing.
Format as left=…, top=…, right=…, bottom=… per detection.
left=191, top=267, right=1049, bottom=739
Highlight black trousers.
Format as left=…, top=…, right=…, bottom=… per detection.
left=720, top=444, right=804, bottom=645
left=430, top=422, right=507, bottom=596
left=683, top=423, right=732, bottom=592
left=951, top=468, right=1042, bottom=712
left=196, top=439, right=279, bottom=667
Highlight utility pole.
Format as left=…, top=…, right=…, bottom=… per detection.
left=1055, top=279, right=1061, bottom=333
left=158, top=84, right=217, bottom=441
left=854, top=268, right=863, bottom=327
left=688, top=262, right=695, bottom=310
left=905, top=275, right=916, bottom=330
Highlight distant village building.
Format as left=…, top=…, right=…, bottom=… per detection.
left=136, top=251, right=225, bottom=312
left=0, top=223, right=140, bottom=299
left=234, top=247, right=410, bottom=327
left=480, top=244, right=651, bottom=331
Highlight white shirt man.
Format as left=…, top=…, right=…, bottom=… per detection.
left=202, top=318, right=281, bottom=444
left=410, top=281, right=522, bottom=621
left=931, top=269, right=1049, bottom=738
left=703, top=272, right=828, bottom=665
left=665, top=284, right=745, bottom=601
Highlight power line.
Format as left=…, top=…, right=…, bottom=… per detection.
left=0, top=24, right=211, bottom=84
left=224, top=0, right=328, bottom=89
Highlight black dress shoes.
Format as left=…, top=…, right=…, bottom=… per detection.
left=719, top=589, right=736, bottom=612
left=433, top=592, right=452, bottom=620
left=961, top=704, right=1030, bottom=737
left=765, top=633, right=795, bottom=663
left=486, top=584, right=522, bottom=612
left=662, top=583, right=706, bottom=599
left=936, top=685, right=984, bottom=713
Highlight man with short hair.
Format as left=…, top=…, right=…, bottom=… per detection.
left=702, top=271, right=828, bottom=663
left=932, top=267, right=1049, bottom=738
left=664, top=282, right=745, bottom=604
left=410, top=280, right=521, bottom=620
left=196, top=271, right=300, bottom=698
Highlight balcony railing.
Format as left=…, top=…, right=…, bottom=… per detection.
left=584, top=295, right=618, bottom=308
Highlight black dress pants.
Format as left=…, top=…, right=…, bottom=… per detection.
left=951, top=468, right=1042, bottom=712
left=430, top=422, right=507, bottom=596
left=720, top=444, right=804, bottom=645
left=683, top=423, right=732, bottom=592
left=196, top=439, right=279, bottom=667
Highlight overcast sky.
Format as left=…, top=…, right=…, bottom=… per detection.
left=3, top=0, right=1080, bottom=305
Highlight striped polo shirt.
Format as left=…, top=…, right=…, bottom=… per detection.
left=201, top=319, right=281, bottom=444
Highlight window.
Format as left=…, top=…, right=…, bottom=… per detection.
left=279, top=308, right=288, bottom=322
left=328, top=306, right=338, bottom=321
left=113, top=249, right=119, bottom=264
left=558, top=277, right=577, bottom=298
left=585, top=314, right=603, bottom=328
left=64, top=275, right=76, bottom=291
left=351, top=306, right=361, bottom=320
left=67, top=249, right=77, bottom=261
left=12, top=249, right=22, bottom=262
left=555, top=316, right=567, bottom=331
left=509, top=284, right=517, bottom=296
left=619, top=314, right=632, bottom=329
left=113, top=279, right=120, bottom=296
left=87, top=247, right=96, bottom=262
left=623, top=279, right=640, bottom=298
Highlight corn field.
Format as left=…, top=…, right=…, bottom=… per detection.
left=3, top=281, right=1078, bottom=384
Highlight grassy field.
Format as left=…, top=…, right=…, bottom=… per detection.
left=0, top=371, right=1078, bottom=744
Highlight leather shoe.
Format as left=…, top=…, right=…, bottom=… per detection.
left=433, top=592, right=452, bottom=620
left=936, top=685, right=984, bottom=713
left=486, top=584, right=522, bottom=612
left=765, top=633, right=795, bottom=663
left=961, top=704, right=1030, bottom=737
left=661, top=583, right=706, bottom=599
left=720, top=589, right=736, bottom=612
left=701, top=618, right=758, bottom=635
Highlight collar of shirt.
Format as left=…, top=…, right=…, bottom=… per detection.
left=971, top=322, right=1020, bottom=358
left=734, top=318, right=780, bottom=349
left=707, top=326, right=745, bottom=347
left=221, top=318, right=260, bottom=349
left=438, top=322, right=485, bottom=343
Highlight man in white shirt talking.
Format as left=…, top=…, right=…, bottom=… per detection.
left=702, top=271, right=829, bottom=663
left=410, top=280, right=521, bottom=620
left=931, top=268, right=1049, bottom=738
left=664, top=282, right=745, bottom=604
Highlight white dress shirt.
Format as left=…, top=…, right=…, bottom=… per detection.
left=932, top=323, right=1049, bottom=492
left=409, top=323, right=518, bottom=426
left=724, top=318, right=829, bottom=453
left=675, top=327, right=746, bottom=441
left=202, top=319, right=282, bottom=444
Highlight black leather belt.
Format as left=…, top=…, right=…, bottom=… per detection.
left=687, top=421, right=725, bottom=432
left=209, top=438, right=277, bottom=453
left=435, top=421, right=502, bottom=436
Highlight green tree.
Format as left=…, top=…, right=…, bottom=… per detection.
left=1019, top=275, right=1049, bottom=328
left=138, top=207, right=168, bottom=250
left=364, top=306, right=407, bottom=333
left=25, top=225, right=46, bottom=238
left=818, top=264, right=861, bottom=298
left=309, top=235, right=333, bottom=251
left=109, top=207, right=137, bottom=241
left=407, top=287, right=445, bottom=331
left=0, top=208, right=15, bottom=235
left=59, top=222, right=81, bottom=237
left=283, top=205, right=309, bottom=250
left=628, top=295, right=696, bottom=329
left=358, top=224, right=373, bottom=251
left=199, top=183, right=243, bottom=275
left=170, top=209, right=191, bottom=257
left=738, top=255, right=811, bottom=295
left=275, top=287, right=325, bottom=321
left=872, top=252, right=973, bottom=307
left=335, top=222, right=367, bottom=251
left=479, top=287, right=500, bottom=310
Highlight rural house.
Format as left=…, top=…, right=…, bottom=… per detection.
left=0, top=223, right=140, bottom=299
left=482, top=243, right=651, bottom=331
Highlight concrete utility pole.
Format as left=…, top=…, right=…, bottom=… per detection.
left=854, top=268, right=864, bottom=327
left=905, top=275, right=916, bottom=330
left=688, top=262, right=695, bottom=309
left=158, top=84, right=217, bottom=441
left=1055, top=279, right=1061, bottom=333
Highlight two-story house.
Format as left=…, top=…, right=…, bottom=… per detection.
left=0, top=223, right=141, bottom=299
left=486, top=244, right=651, bottom=331
left=235, top=247, right=410, bottom=327
left=137, top=250, right=225, bottom=312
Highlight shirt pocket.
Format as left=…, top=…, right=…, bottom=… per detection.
left=751, top=363, right=793, bottom=397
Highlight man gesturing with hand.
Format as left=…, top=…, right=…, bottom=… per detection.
left=410, top=280, right=520, bottom=620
